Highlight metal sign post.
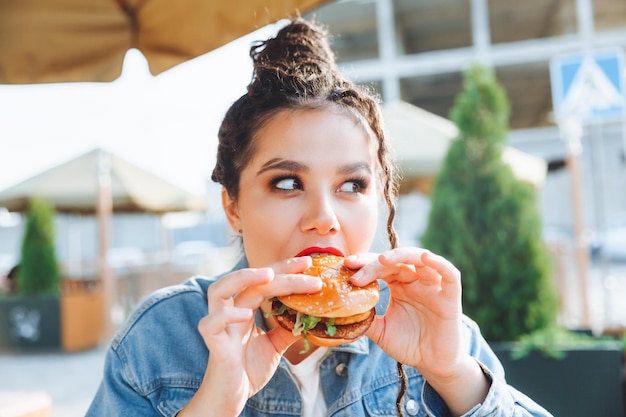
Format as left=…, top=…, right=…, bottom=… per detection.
left=559, top=117, right=591, bottom=327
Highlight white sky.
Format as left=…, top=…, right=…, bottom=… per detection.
left=0, top=23, right=284, bottom=197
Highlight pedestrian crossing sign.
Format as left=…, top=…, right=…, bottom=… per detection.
left=550, top=49, right=626, bottom=123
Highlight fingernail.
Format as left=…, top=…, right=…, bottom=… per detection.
left=305, top=276, right=323, bottom=289
left=293, top=256, right=311, bottom=263
left=380, top=250, right=396, bottom=260
left=351, top=268, right=364, bottom=281
left=423, top=250, right=437, bottom=259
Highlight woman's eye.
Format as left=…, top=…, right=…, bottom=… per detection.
left=338, top=180, right=363, bottom=193
left=274, top=177, right=301, bottom=191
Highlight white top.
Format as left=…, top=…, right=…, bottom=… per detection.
left=285, top=347, right=329, bottom=417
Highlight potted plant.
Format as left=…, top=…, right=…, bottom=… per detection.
left=0, top=196, right=62, bottom=350
left=420, top=65, right=624, bottom=417
left=0, top=197, right=105, bottom=352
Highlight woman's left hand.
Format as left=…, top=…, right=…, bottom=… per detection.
left=346, top=247, right=464, bottom=379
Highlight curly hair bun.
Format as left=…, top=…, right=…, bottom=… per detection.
left=248, top=18, right=342, bottom=98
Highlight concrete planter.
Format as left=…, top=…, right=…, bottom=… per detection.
left=0, top=295, right=61, bottom=350
left=0, top=280, right=105, bottom=352
left=491, top=343, right=625, bottom=417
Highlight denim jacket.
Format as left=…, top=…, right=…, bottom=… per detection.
left=86, top=260, right=553, bottom=417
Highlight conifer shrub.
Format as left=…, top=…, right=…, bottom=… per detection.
left=421, top=65, right=558, bottom=342
left=18, top=197, right=61, bottom=296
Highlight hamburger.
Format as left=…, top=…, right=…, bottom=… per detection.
left=270, top=254, right=379, bottom=352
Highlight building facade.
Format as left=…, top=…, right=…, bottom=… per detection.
left=306, top=0, right=626, bottom=241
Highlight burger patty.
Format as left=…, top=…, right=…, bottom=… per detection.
left=272, top=299, right=375, bottom=340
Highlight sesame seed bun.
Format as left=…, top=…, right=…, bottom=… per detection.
left=273, top=254, right=379, bottom=347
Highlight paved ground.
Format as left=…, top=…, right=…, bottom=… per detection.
left=0, top=345, right=106, bottom=417
left=2, top=260, right=625, bottom=417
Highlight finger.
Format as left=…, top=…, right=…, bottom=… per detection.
left=421, top=251, right=462, bottom=298
left=351, top=247, right=457, bottom=288
left=364, top=314, right=386, bottom=347
left=377, top=248, right=443, bottom=284
left=420, top=251, right=460, bottom=282
left=343, top=252, right=379, bottom=269
left=265, top=326, right=300, bottom=355
left=212, top=257, right=319, bottom=311
left=380, top=249, right=462, bottom=293
left=234, top=272, right=323, bottom=309
left=231, top=255, right=319, bottom=308
left=350, top=248, right=427, bottom=286
left=198, top=306, right=254, bottom=341
left=207, top=268, right=274, bottom=313
left=379, top=247, right=430, bottom=268
left=208, top=258, right=318, bottom=316
left=344, top=252, right=386, bottom=286
left=271, top=256, right=313, bottom=274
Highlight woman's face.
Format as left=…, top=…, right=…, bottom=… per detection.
left=223, top=108, right=380, bottom=267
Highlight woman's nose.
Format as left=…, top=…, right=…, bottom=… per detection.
left=300, top=194, right=340, bottom=235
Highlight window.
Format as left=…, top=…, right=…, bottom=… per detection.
left=594, top=0, right=626, bottom=31
left=495, top=62, right=553, bottom=129
left=395, top=0, right=472, bottom=54
left=489, top=0, right=577, bottom=44
left=306, top=0, right=379, bottom=62
left=399, top=71, right=463, bottom=120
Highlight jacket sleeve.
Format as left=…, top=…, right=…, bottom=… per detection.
left=422, top=316, right=555, bottom=417
left=85, top=347, right=162, bottom=416
left=84, top=280, right=210, bottom=417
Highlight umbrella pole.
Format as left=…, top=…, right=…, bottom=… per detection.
left=97, top=152, right=113, bottom=342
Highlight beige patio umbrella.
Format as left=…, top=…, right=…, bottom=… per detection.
left=0, top=148, right=208, bottom=339
left=0, top=0, right=332, bottom=84
left=383, top=100, right=547, bottom=194
left=0, top=148, right=208, bottom=214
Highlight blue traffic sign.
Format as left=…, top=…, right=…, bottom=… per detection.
left=550, top=49, right=625, bottom=123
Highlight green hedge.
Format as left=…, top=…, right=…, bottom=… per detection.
left=18, top=197, right=60, bottom=296
left=421, top=65, right=558, bottom=342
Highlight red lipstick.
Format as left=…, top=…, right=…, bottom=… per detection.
left=296, top=247, right=344, bottom=257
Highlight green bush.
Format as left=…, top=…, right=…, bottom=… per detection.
left=421, top=65, right=558, bottom=342
left=18, top=197, right=61, bottom=295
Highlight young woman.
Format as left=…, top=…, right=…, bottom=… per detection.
left=87, top=18, right=552, bottom=417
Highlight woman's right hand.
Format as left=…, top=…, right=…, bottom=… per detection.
left=178, top=256, right=322, bottom=417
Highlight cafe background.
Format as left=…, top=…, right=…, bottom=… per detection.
left=1, top=1, right=626, bottom=415
left=2, top=0, right=625, bottom=333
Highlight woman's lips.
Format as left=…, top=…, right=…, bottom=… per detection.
left=296, top=247, right=344, bottom=257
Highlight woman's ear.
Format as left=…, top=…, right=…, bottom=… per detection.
left=222, top=188, right=241, bottom=234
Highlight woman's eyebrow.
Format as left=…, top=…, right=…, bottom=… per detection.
left=257, top=159, right=372, bottom=176
left=338, top=162, right=373, bottom=176
left=257, top=158, right=308, bottom=175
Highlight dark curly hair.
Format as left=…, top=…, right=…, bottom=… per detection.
left=211, top=18, right=399, bottom=249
